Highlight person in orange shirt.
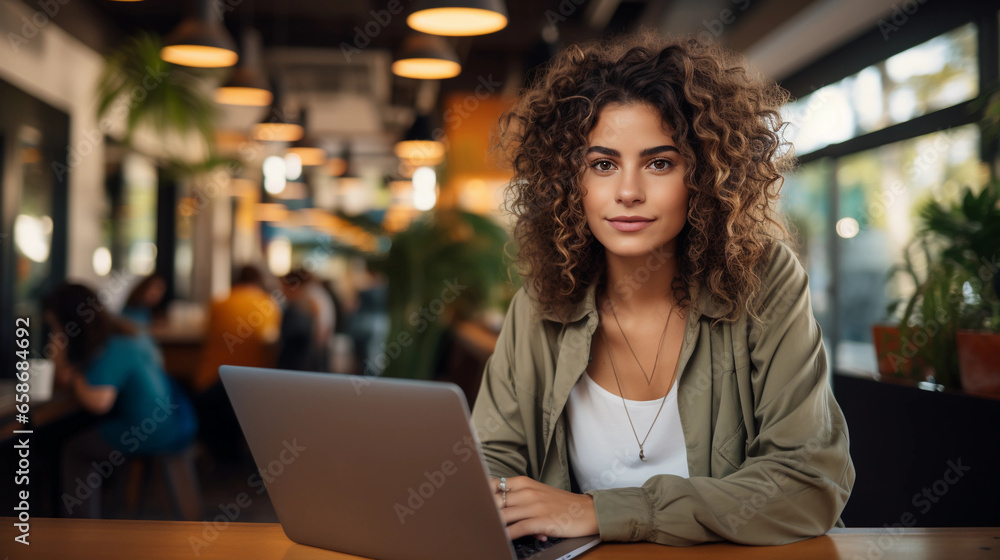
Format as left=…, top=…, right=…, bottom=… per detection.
left=194, top=265, right=282, bottom=392
left=194, top=264, right=281, bottom=462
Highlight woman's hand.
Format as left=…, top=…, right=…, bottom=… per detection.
left=490, top=476, right=599, bottom=541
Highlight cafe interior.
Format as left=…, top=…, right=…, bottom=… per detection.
left=0, top=0, right=998, bottom=556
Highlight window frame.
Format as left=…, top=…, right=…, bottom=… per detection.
left=776, top=2, right=999, bottom=374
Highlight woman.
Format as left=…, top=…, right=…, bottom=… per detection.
left=121, top=273, right=167, bottom=328
left=472, top=31, right=854, bottom=546
left=44, top=283, right=197, bottom=518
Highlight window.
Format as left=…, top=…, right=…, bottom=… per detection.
left=779, top=15, right=994, bottom=375
left=783, top=23, right=978, bottom=156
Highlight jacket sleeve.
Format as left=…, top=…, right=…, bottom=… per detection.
left=585, top=242, right=856, bottom=546
left=470, top=289, right=531, bottom=479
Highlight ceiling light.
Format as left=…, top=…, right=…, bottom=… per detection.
left=392, top=33, right=461, bottom=80
left=161, top=0, right=239, bottom=68
left=287, top=146, right=327, bottom=167
left=215, top=28, right=272, bottom=106
left=407, top=0, right=508, bottom=36
left=395, top=112, right=445, bottom=165
left=285, top=110, right=327, bottom=166
left=253, top=96, right=304, bottom=142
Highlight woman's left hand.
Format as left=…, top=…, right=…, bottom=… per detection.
left=491, top=476, right=599, bottom=540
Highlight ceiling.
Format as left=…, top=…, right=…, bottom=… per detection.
left=75, top=0, right=647, bottom=100
left=43, top=0, right=826, bottom=159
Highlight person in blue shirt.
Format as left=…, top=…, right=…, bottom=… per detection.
left=120, top=273, right=167, bottom=328
left=43, top=282, right=197, bottom=518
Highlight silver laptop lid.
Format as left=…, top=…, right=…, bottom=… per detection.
left=220, top=366, right=516, bottom=560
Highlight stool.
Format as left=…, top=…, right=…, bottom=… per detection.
left=123, top=444, right=203, bottom=521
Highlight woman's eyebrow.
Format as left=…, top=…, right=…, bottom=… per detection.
left=586, top=145, right=679, bottom=157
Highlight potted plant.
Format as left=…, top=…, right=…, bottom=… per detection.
left=881, top=182, right=1000, bottom=391
left=918, top=183, right=1000, bottom=392
left=95, top=32, right=220, bottom=167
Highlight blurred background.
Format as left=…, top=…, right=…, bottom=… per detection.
left=0, top=0, right=998, bottom=533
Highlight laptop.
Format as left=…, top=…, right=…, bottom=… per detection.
left=219, top=366, right=602, bottom=560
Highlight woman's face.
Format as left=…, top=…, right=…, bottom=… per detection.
left=581, top=102, right=690, bottom=260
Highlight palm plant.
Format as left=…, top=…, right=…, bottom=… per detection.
left=96, top=32, right=218, bottom=166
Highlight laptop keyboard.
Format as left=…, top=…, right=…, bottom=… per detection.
left=513, top=536, right=564, bottom=559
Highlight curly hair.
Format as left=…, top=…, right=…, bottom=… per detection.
left=494, top=29, right=792, bottom=324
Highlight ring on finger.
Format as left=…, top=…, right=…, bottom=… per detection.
left=499, top=477, right=507, bottom=492
left=502, top=489, right=507, bottom=508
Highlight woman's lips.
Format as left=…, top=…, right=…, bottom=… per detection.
left=607, top=219, right=653, bottom=232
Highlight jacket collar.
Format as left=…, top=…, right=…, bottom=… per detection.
left=541, top=278, right=727, bottom=323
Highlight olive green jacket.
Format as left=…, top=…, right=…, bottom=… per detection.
left=470, top=241, right=855, bottom=546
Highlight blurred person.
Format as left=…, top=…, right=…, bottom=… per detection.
left=348, top=264, right=389, bottom=376
left=121, top=273, right=167, bottom=328
left=276, top=271, right=317, bottom=371
left=282, top=267, right=336, bottom=371
left=194, top=264, right=281, bottom=462
left=304, top=270, right=336, bottom=371
left=476, top=31, right=854, bottom=546
left=44, top=283, right=197, bottom=518
left=194, top=265, right=281, bottom=393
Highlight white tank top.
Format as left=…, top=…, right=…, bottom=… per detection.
left=566, top=370, right=689, bottom=493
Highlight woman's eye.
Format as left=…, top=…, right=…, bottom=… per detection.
left=649, top=158, right=673, bottom=171
left=591, top=160, right=614, bottom=172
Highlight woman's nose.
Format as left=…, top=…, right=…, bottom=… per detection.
left=615, top=170, right=646, bottom=204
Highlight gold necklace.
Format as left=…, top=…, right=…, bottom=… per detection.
left=598, top=304, right=676, bottom=462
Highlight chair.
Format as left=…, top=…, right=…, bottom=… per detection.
left=122, top=443, right=203, bottom=521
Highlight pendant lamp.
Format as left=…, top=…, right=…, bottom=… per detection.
left=407, top=0, right=508, bottom=36
left=286, top=110, right=327, bottom=166
left=253, top=77, right=303, bottom=142
left=215, top=28, right=272, bottom=106
left=392, top=33, right=461, bottom=80
left=394, top=112, right=445, bottom=166
left=161, top=0, right=239, bottom=68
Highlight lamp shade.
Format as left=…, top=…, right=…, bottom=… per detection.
left=392, top=33, right=461, bottom=80
left=394, top=113, right=445, bottom=165
left=161, top=0, right=239, bottom=68
left=253, top=78, right=303, bottom=142
left=287, top=144, right=327, bottom=167
left=286, top=111, right=326, bottom=166
left=215, top=28, right=272, bottom=106
left=253, top=111, right=304, bottom=142
left=407, top=0, right=508, bottom=36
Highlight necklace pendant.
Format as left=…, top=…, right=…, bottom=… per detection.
left=639, top=448, right=646, bottom=462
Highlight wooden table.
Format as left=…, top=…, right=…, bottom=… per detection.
left=1, top=518, right=997, bottom=559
